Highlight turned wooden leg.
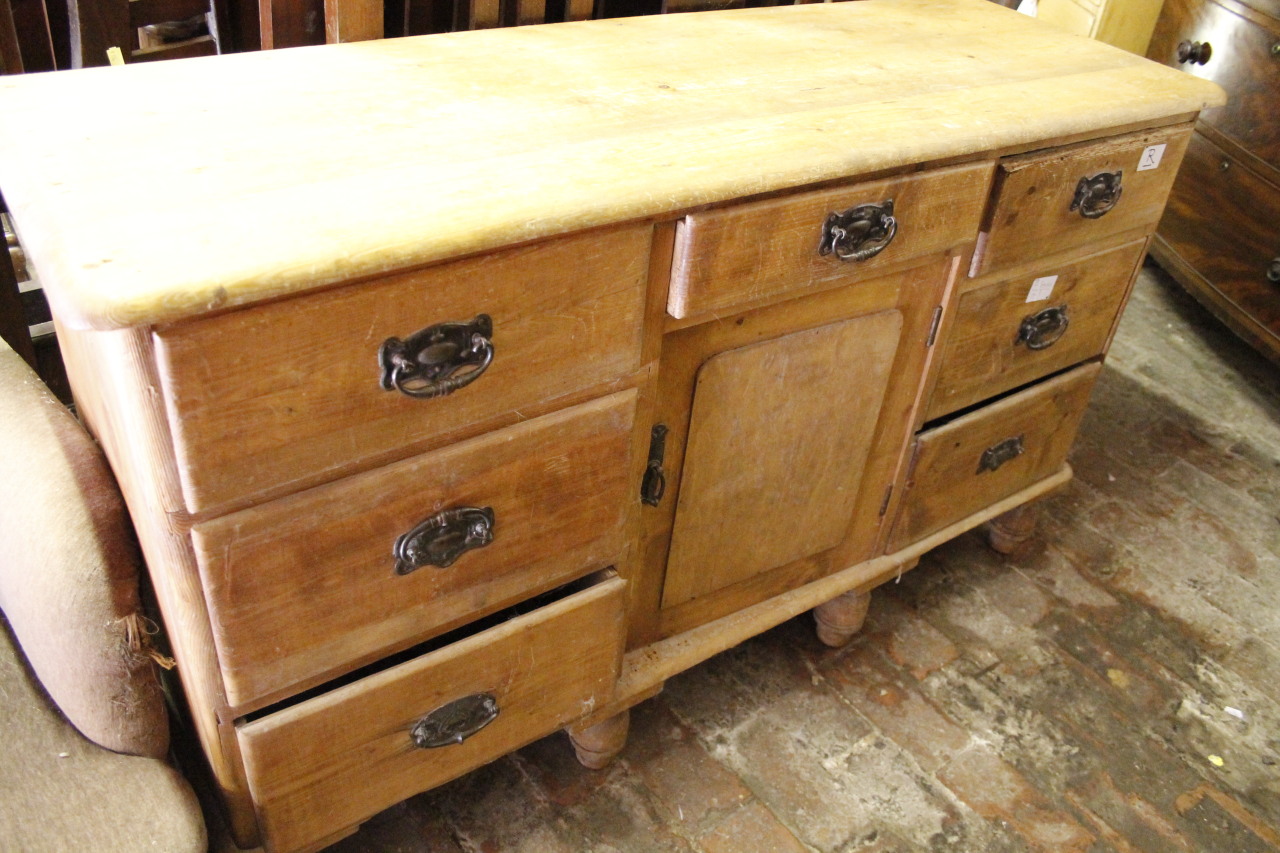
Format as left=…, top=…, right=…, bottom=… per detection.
left=568, top=709, right=630, bottom=770
left=813, top=588, right=871, bottom=648
left=985, top=501, right=1042, bottom=558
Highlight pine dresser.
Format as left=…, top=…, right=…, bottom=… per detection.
left=0, top=3, right=1223, bottom=850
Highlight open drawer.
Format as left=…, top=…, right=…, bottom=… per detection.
left=237, top=571, right=625, bottom=853
left=888, top=362, right=1102, bottom=552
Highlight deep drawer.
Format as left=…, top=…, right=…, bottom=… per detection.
left=154, top=225, right=650, bottom=514
left=668, top=162, right=992, bottom=320
left=1157, top=131, right=1280, bottom=349
left=888, top=362, right=1102, bottom=552
left=926, top=239, right=1145, bottom=420
left=193, top=390, right=636, bottom=708
left=237, top=571, right=625, bottom=853
left=971, top=125, right=1192, bottom=276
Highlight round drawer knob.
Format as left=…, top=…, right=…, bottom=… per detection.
left=1177, top=40, right=1212, bottom=65
left=1267, top=258, right=1280, bottom=284
left=1271, top=42, right=1280, bottom=57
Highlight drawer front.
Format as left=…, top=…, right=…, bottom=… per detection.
left=668, top=162, right=992, bottom=320
left=888, top=362, right=1102, bottom=552
left=926, top=239, right=1145, bottom=421
left=238, top=573, right=625, bottom=853
left=1158, top=131, right=1280, bottom=346
left=154, top=225, right=650, bottom=514
left=193, top=390, right=636, bottom=708
left=972, top=125, right=1192, bottom=276
left=1148, top=0, right=1280, bottom=171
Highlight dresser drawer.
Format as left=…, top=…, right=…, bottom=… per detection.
left=154, top=225, right=650, bottom=514
left=888, top=362, right=1102, bottom=552
left=926, top=239, right=1144, bottom=420
left=1157, top=131, right=1280, bottom=348
left=238, top=571, right=625, bottom=853
left=668, top=162, right=992, bottom=320
left=1148, top=0, right=1280, bottom=171
left=192, top=390, right=636, bottom=708
left=972, top=125, right=1192, bottom=276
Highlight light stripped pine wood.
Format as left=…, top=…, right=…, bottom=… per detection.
left=926, top=238, right=1146, bottom=420
left=888, top=361, right=1102, bottom=551
left=152, top=225, right=649, bottom=515
left=661, top=311, right=902, bottom=608
left=238, top=572, right=625, bottom=853
left=52, top=322, right=261, bottom=848
left=0, top=0, right=1223, bottom=330
left=972, top=124, right=1193, bottom=276
left=193, top=390, right=636, bottom=710
left=669, top=162, right=992, bottom=320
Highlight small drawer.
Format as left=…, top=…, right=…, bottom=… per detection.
left=193, top=390, right=636, bottom=708
left=237, top=571, right=625, bottom=853
left=971, top=125, right=1192, bottom=277
left=154, top=225, right=650, bottom=514
left=926, top=239, right=1145, bottom=420
left=1157, top=131, right=1280, bottom=349
left=888, top=362, right=1102, bottom=552
left=668, top=162, right=992, bottom=320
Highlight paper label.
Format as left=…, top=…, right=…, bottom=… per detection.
left=1138, top=144, right=1167, bottom=171
left=1026, top=275, right=1058, bottom=303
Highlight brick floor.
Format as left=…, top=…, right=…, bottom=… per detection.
left=226, top=265, right=1280, bottom=852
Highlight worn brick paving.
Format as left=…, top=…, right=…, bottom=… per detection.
left=296, top=265, right=1280, bottom=852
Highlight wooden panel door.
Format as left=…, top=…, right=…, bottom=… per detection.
left=660, top=310, right=903, bottom=609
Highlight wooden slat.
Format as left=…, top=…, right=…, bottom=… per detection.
left=9, top=0, right=53, bottom=70
left=130, top=0, right=211, bottom=26
left=324, top=0, right=381, bottom=41
left=0, top=0, right=22, bottom=73
left=70, top=0, right=131, bottom=66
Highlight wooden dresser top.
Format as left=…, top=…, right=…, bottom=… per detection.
left=0, top=0, right=1223, bottom=329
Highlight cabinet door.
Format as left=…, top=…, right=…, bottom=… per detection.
left=660, top=310, right=902, bottom=609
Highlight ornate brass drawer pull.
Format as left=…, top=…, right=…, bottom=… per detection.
left=640, top=424, right=669, bottom=507
left=411, top=693, right=499, bottom=749
left=1177, top=40, right=1212, bottom=65
left=1071, top=172, right=1122, bottom=219
left=379, top=314, right=494, bottom=399
left=1016, top=305, right=1070, bottom=350
left=979, top=435, right=1025, bottom=474
left=394, top=506, right=495, bottom=574
left=819, top=199, right=897, bottom=262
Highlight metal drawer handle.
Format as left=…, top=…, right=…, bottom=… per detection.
left=979, top=435, right=1025, bottom=474
left=394, top=506, right=495, bottom=575
left=1071, top=172, right=1123, bottom=219
left=1177, top=40, right=1212, bottom=65
left=411, top=693, right=499, bottom=749
left=819, top=199, right=897, bottom=262
left=1016, top=305, right=1070, bottom=350
left=1267, top=258, right=1280, bottom=284
left=379, top=314, right=494, bottom=399
left=641, top=424, right=669, bottom=507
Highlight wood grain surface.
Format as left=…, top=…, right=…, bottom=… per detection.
left=194, top=391, right=636, bottom=709
left=661, top=310, right=902, bottom=608
left=889, top=362, right=1102, bottom=551
left=238, top=572, right=625, bottom=853
left=0, top=0, right=1223, bottom=329
left=669, top=162, right=991, bottom=320
left=927, top=239, right=1146, bottom=419
left=153, top=225, right=649, bottom=514
left=973, top=125, right=1193, bottom=275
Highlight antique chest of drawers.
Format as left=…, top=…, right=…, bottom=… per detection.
left=1146, top=0, right=1280, bottom=363
left=0, top=3, right=1222, bottom=850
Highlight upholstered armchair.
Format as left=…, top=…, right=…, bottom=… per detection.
left=0, top=335, right=206, bottom=851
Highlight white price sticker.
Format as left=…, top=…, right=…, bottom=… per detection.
left=1026, top=275, right=1058, bottom=303
left=1138, top=144, right=1167, bottom=171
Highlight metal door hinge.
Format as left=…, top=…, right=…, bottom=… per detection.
left=926, top=306, right=943, bottom=347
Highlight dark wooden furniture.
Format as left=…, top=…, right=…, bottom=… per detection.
left=1147, top=0, right=1280, bottom=363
